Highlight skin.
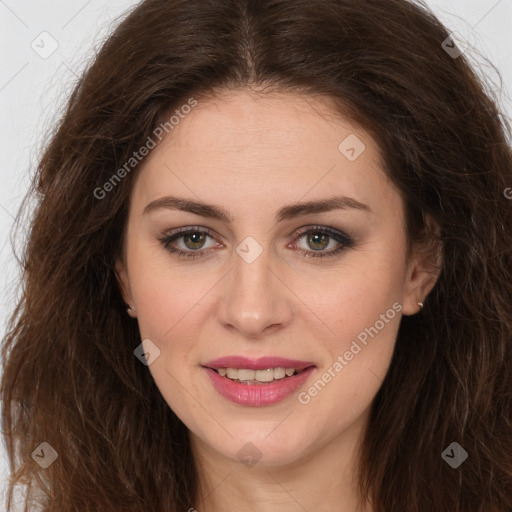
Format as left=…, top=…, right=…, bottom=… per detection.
left=116, top=89, right=441, bottom=512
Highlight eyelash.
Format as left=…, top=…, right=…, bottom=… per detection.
left=158, top=225, right=354, bottom=261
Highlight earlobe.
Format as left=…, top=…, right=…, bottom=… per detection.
left=402, top=217, right=443, bottom=316
left=402, top=257, right=441, bottom=315
left=114, top=259, right=137, bottom=318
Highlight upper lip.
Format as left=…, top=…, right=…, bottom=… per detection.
left=202, top=356, right=316, bottom=371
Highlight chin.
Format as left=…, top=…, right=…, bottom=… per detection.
left=212, top=427, right=311, bottom=468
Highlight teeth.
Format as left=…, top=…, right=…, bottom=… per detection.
left=273, top=367, right=286, bottom=379
left=216, top=367, right=300, bottom=383
left=238, top=369, right=255, bottom=381
left=255, top=369, right=274, bottom=382
left=226, top=368, right=239, bottom=379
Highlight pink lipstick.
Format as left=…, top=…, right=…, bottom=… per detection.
left=202, top=356, right=316, bottom=407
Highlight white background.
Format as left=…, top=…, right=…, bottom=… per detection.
left=1, top=0, right=511, bottom=507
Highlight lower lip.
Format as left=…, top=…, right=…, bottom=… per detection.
left=203, top=366, right=316, bottom=407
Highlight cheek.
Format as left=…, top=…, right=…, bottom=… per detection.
left=307, top=252, right=405, bottom=342
left=295, top=247, right=405, bottom=403
left=129, top=258, right=211, bottom=421
left=131, top=266, right=207, bottom=350
left=307, top=279, right=402, bottom=379
left=295, top=284, right=401, bottom=440
left=125, top=231, right=210, bottom=337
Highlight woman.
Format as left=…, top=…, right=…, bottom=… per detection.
left=2, top=0, right=511, bottom=510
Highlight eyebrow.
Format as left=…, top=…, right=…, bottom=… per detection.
left=143, top=195, right=372, bottom=222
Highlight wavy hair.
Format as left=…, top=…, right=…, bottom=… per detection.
left=2, top=0, right=512, bottom=510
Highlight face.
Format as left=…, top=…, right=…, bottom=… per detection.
left=116, top=89, right=438, bottom=468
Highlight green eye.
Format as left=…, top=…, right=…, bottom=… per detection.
left=158, top=225, right=353, bottom=260
left=293, top=226, right=353, bottom=259
left=181, top=232, right=208, bottom=250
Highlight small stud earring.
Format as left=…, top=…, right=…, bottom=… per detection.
left=417, top=301, right=424, bottom=310
left=126, top=304, right=136, bottom=316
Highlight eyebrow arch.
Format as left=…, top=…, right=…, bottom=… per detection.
left=143, top=195, right=372, bottom=223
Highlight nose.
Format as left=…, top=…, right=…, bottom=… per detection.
left=216, top=244, right=294, bottom=339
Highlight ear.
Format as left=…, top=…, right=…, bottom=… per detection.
left=401, top=215, right=443, bottom=316
left=115, top=257, right=137, bottom=318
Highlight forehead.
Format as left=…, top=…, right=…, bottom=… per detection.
left=129, top=90, right=399, bottom=222
left=160, top=90, right=366, bottom=157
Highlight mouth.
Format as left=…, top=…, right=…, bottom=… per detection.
left=201, top=356, right=317, bottom=406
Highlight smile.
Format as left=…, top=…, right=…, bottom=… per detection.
left=202, top=356, right=317, bottom=406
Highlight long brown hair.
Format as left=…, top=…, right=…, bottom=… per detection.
left=2, top=0, right=512, bottom=510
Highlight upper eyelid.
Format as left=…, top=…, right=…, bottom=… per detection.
left=163, top=224, right=348, bottom=241
left=162, top=225, right=351, bottom=250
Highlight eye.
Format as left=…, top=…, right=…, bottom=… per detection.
left=158, top=225, right=354, bottom=260
left=292, top=225, right=354, bottom=259
left=158, top=226, right=219, bottom=260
